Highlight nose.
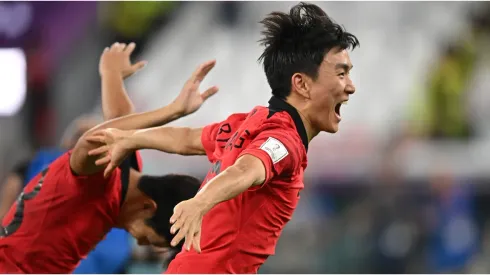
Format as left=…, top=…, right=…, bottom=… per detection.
left=345, top=78, right=356, bottom=95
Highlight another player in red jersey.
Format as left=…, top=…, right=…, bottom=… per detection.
left=0, top=42, right=219, bottom=273
left=86, top=2, right=359, bottom=273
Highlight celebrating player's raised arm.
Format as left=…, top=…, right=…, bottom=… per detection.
left=100, top=42, right=146, bottom=120
left=71, top=52, right=218, bottom=176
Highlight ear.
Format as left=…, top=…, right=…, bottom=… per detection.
left=143, top=199, right=157, bottom=212
left=291, top=73, right=311, bottom=100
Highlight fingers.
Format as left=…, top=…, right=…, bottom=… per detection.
left=87, top=145, right=109, bottom=156
left=116, top=43, right=126, bottom=52
left=185, top=222, right=199, bottom=251
left=171, top=222, right=187, bottom=247
left=109, top=42, right=131, bottom=53
left=131, top=60, right=147, bottom=72
left=193, top=230, right=201, bottom=253
left=124, top=42, right=136, bottom=55
left=111, top=42, right=124, bottom=52
left=101, top=47, right=109, bottom=57
left=110, top=43, right=119, bottom=51
left=170, top=205, right=183, bottom=224
left=192, top=59, right=216, bottom=83
left=181, top=221, right=193, bottom=251
left=201, top=85, right=219, bottom=101
left=170, top=216, right=183, bottom=235
left=85, top=135, right=105, bottom=144
left=94, top=155, right=111, bottom=166
left=104, top=163, right=115, bottom=178
left=88, top=129, right=108, bottom=137
left=170, top=204, right=186, bottom=247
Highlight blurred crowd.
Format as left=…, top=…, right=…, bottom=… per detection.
left=2, top=1, right=490, bottom=273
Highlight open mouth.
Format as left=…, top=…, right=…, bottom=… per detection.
left=335, top=103, right=341, bottom=117
left=334, top=101, right=347, bottom=120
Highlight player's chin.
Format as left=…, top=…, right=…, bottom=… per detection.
left=325, top=124, right=339, bottom=133
left=323, top=117, right=340, bottom=133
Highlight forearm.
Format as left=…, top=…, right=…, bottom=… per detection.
left=127, top=126, right=204, bottom=155
left=101, top=72, right=135, bottom=120
left=88, top=103, right=184, bottom=135
left=194, top=164, right=259, bottom=211
left=71, top=103, right=185, bottom=175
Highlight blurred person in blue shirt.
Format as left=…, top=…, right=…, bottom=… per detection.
left=426, top=172, right=479, bottom=273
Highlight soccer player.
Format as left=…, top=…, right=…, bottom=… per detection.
left=0, top=116, right=99, bottom=221
left=0, top=42, right=219, bottom=273
left=86, top=2, right=359, bottom=273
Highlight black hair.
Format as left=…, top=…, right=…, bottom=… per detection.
left=258, top=2, right=360, bottom=99
left=137, top=174, right=201, bottom=250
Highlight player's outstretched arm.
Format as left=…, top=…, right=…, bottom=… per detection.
left=99, top=42, right=146, bottom=120
left=70, top=60, right=218, bottom=176
left=168, top=154, right=266, bottom=252
left=86, top=126, right=205, bottom=177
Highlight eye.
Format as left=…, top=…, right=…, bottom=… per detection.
left=338, top=72, right=345, bottom=78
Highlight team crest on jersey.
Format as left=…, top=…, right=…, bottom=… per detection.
left=260, top=137, right=288, bottom=164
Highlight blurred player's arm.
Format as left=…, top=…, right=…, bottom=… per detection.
left=100, top=42, right=204, bottom=154
left=99, top=42, right=144, bottom=120
left=71, top=56, right=218, bottom=176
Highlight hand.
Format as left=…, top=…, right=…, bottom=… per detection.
left=99, top=42, right=147, bottom=80
left=85, top=128, right=135, bottom=177
left=169, top=198, right=210, bottom=253
left=172, top=60, right=219, bottom=116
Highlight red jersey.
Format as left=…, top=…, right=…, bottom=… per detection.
left=0, top=151, right=142, bottom=273
left=166, top=96, right=308, bottom=274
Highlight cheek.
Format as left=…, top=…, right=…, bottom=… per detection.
left=312, top=90, right=334, bottom=112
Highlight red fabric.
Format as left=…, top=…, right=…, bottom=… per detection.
left=0, top=151, right=124, bottom=273
left=166, top=106, right=307, bottom=274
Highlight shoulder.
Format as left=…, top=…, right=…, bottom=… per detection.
left=63, top=150, right=120, bottom=184
left=251, top=111, right=301, bottom=144
left=216, top=112, right=250, bottom=130
left=204, top=109, right=260, bottom=139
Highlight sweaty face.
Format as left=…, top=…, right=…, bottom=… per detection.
left=308, top=47, right=356, bottom=133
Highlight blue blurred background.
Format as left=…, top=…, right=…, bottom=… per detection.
left=2, top=1, right=490, bottom=273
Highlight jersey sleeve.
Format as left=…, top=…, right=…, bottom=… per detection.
left=130, top=151, right=143, bottom=171
left=201, top=122, right=221, bottom=162
left=238, top=125, right=302, bottom=184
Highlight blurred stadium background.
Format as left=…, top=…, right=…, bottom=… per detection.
left=2, top=1, right=490, bottom=273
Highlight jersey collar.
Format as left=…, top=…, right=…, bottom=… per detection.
left=268, top=96, right=309, bottom=152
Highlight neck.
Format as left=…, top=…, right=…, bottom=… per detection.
left=116, top=172, right=144, bottom=228
left=284, top=98, right=319, bottom=142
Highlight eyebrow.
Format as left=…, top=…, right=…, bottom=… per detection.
left=335, top=63, right=353, bottom=71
